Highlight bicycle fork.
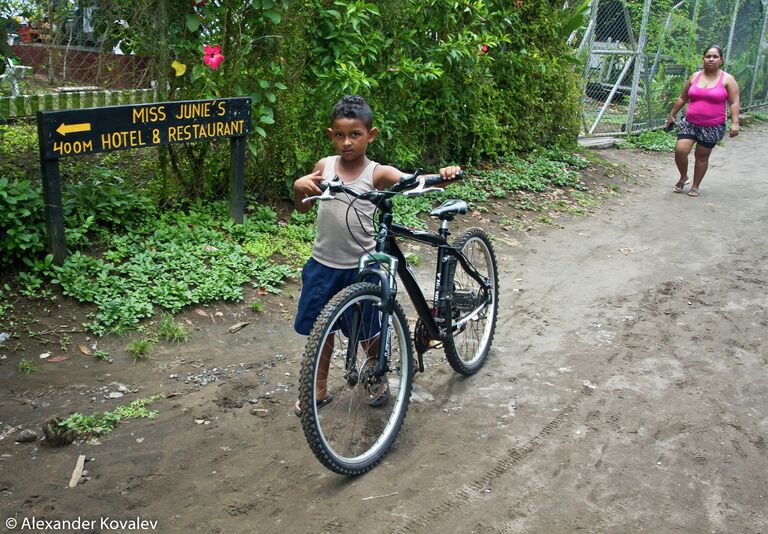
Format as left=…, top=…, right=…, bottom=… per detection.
left=353, top=252, right=398, bottom=379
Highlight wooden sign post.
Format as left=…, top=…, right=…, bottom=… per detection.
left=36, top=97, right=251, bottom=264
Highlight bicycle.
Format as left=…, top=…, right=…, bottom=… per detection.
left=298, top=171, right=499, bottom=475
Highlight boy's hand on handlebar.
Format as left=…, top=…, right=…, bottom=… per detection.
left=294, top=170, right=324, bottom=197
left=439, top=166, right=462, bottom=181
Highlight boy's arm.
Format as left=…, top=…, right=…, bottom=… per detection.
left=293, top=160, right=326, bottom=212
left=372, top=165, right=403, bottom=190
left=372, top=165, right=462, bottom=190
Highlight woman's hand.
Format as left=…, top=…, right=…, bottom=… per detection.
left=439, top=166, right=462, bottom=180
left=729, top=124, right=739, bottom=138
left=665, top=116, right=676, bottom=130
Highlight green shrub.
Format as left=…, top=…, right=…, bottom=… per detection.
left=0, top=177, right=47, bottom=267
left=617, top=129, right=677, bottom=152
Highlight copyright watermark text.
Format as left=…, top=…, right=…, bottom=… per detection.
left=5, top=516, right=158, bottom=531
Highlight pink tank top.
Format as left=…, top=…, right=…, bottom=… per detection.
left=686, top=71, right=728, bottom=126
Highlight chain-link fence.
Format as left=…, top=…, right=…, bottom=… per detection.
left=1, top=1, right=159, bottom=118
left=579, top=0, right=768, bottom=137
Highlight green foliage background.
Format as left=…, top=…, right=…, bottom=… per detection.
left=259, top=0, right=584, bottom=197
left=0, top=1, right=591, bottom=335
left=105, top=0, right=586, bottom=200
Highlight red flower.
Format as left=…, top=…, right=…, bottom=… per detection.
left=479, top=44, right=489, bottom=55
left=203, top=44, right=224, bottom=70
left=191, top=0, right=207, bottom=6
left=516, top=0, right=522, bottom=7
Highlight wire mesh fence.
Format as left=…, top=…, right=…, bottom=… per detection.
left=1, top=1, right=159, bottom=119
left=579, top=0, right=768, bottom=137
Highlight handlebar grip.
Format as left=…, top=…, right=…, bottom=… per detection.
left=424, top=170, right=463, bottom=186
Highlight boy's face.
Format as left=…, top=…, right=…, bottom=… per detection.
left=327, top=118, right=378, bottom=161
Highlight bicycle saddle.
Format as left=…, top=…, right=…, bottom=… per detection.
left=429, top=199, right=468, bottom=219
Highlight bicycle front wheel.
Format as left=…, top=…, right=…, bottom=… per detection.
left=443, top=228, right=499, bottom=375
left=298, top=282, right=414, bottom=476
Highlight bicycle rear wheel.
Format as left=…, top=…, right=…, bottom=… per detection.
left=443, top=228, right=499, bottom=375
left=298, top=282, right=414, bottom=475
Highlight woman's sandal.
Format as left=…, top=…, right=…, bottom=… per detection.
left=674, top=179, right=688, bottom=193
left=687, top=187, right=700, bottom=197
left=294, top=394, right=334, bottom=417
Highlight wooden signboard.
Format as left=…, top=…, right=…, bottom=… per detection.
left=36, top=97, right=251, bottom=264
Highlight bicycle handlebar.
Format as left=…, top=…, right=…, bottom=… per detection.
left=302, top=170, right=463, bottom=204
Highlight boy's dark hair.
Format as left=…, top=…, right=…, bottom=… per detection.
left=331, top=95, right=373, bottom=129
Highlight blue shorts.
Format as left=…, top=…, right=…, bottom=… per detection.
left=294, top=257, right=381, bottom=339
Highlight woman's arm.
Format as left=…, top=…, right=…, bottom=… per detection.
left=725, top=73, right=740, bottom=137
left=666, top=75, right=693, bottom=127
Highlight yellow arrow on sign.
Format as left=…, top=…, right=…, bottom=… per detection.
left=56, top=122, right=92, bottom=136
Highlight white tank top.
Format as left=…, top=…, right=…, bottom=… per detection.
left=312, top=156, right=378, bottom=269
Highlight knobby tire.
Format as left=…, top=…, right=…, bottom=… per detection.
left=443, top=228, right=499, bottom=375
left=298, top=282, right=414, bottom=476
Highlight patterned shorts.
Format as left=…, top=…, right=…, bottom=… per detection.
left=678, top=114, right=726, bottom=149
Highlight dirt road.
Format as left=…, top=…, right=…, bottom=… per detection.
left=2, top=124, right=767, bottom=533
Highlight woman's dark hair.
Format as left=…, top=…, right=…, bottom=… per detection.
left=703, top=45, right=723, bottom=58
left=331, top=95, right=373, bottom=129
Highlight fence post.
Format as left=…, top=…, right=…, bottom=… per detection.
left=748, top=1, right=768, bottom=109
left=579, top=0, right=600, bottom=135
left=626, top=0, right=652, bottom=134
left=725, top=0, right=742, bottom=66
left=230, top=136, right=246, bottom=224
left=650, top=1, right=686, bottom=82
left=578, top=0, right=600, bottom=59
left=688, top=0, right=701, bottom=63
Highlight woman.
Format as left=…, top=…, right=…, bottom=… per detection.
left=665, top=45, right=740, bottom=197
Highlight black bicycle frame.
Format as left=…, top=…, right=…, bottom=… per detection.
left=355, top=209, right=491, bottom=377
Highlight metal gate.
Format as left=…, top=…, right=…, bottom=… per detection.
left=579, top=0, right=768, bottom=137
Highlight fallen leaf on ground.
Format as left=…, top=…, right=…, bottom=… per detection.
left=48, top=356, right=69, bottom=363
left=78, top=345, right=91, bottom=356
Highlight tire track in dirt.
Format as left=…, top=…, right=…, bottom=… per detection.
left=492, top=245, right=768, bottom=532
left=391, top=385, right=594, bottom=534
left=393, top=239, right=767, bottom=533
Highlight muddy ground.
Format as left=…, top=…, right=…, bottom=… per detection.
left=1, top=123, right=767, bottom=534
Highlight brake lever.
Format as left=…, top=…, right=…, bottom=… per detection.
left=402, top=177, right=444, bottom=197
left=302, top=189, right=334, bottom=203
left=302, top=177, right=339, bottom=203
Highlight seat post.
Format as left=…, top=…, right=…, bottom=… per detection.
left=438, top=218, right=450, bottom=239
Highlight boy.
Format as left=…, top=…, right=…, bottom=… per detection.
left=292, top=94, right=461, bottom=416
